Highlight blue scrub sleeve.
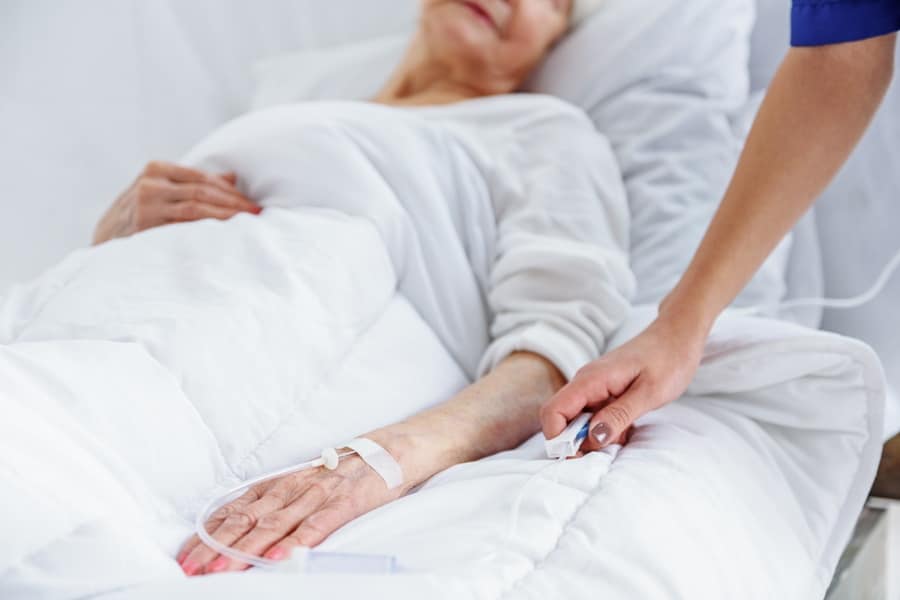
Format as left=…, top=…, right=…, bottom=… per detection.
left=792, top=0, right=900, bottom=46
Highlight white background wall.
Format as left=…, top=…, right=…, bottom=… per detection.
left=0, top=0, right=416, bottom=293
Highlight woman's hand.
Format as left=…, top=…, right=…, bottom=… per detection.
left=93, top=161, right=260, bottom=245
left=177, top=451, right=407, bottom=576
left=540, top=314, right=708, bottom=453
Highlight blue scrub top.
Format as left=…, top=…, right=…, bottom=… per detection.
left=792, top=0, right=900, bottom=46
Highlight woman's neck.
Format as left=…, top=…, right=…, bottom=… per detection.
left=373, top=40, right=490, bottom=107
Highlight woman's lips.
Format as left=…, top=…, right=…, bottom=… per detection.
left=461, top=1, right=498, bottom=31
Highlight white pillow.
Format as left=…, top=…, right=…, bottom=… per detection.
left=253, top=35, right=410, bottom=109
left=252, top=0, right=783, bottom=312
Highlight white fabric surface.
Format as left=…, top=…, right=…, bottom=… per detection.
left=0, top=92, right=887, bottom=600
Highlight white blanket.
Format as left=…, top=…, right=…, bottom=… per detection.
left=0, top=103, right=886, bottom=600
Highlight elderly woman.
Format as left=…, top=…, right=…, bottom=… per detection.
left=94, top=0, right=632, bottom=576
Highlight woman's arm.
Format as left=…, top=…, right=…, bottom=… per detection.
left=374, top=351, right=565, bottom=482
left=178, top=351, right=564, bottom=576
left=541, top=33, right=897, bottom=450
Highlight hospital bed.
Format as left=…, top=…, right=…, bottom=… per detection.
left=0, top=1, right=897, bottom=599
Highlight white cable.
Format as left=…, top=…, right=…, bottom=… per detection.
left=736, top=246, right=900, bottom=316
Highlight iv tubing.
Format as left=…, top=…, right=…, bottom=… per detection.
left=194, top=450, right=355, bottom=570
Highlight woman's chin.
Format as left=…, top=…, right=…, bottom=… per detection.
left=426, top=12, right=495, bottom=52
left=427, top=24, right=495, bottom=70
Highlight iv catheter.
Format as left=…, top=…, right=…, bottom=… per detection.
left=194, top=438, right=403, bottom=573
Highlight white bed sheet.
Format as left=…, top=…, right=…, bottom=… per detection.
left=0, top=146, right=885, bottom=599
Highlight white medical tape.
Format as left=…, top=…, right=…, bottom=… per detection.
left=345, top=437, right=404, bottom=490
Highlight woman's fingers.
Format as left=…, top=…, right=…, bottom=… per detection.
left=182, top=183, right=260, bottom=213
left=208, top=478, right=336, bottom=573
left=178, top=488, right=261, bottom=575
left=176, top=535, right=202, bottom=565
left=129, top=179, right=259, bottom=234
left=183, top=490, right=289, bottom=575
left=179, top=457, right=396, bottom=577
left=156, top=180, right=259, bottom=214
left=97, top=162, right=255, bottom=244
left=265, top=500, right=355, bottom=562
left=164, top=201, right=244, bottom=224
left=144, top=161, right=238, bottom=195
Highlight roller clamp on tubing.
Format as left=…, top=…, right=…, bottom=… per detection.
left=195, top=437, right=403, bottom=572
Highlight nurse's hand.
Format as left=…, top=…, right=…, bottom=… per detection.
left=540, top=314, right=707, bottom=452
left=177, top=452, right=406, bottom=576
left=92, top=161, right=261, bottom=245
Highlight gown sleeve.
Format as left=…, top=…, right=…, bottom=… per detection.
left=792, top=0, right=900, bottom=46
left=478, top=100, right=636, bottom=381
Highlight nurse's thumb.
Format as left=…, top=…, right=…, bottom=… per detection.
left=585, top=384, right=647, bottom=449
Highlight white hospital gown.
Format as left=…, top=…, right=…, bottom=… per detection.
left=183, top=94, right=635, bottom=381
left=411, top=95, right=635, bottom=379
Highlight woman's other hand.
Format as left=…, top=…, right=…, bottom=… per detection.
left=93, top=161, right=260, bottom=245
left=540, top=314, right=708, bottom=453
left=177, top=451, right=406, bottom=576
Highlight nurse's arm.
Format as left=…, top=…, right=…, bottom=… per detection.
left=541, top=33, right=896, bottom=450
left=664, top=33, right=897, bottom=332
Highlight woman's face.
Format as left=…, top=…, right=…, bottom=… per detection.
left=419, top=0, right=572, bottom=94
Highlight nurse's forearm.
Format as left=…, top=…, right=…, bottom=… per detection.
left=366, top=352, right=565, bottom=493
left=662, top=34, right=896, bottom=332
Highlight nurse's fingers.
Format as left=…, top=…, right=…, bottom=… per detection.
left=579, top=381, right=648, bottom=453
left=540, top=354, right=642, bottom=440
left=539, top=378, right=610, bottom=440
